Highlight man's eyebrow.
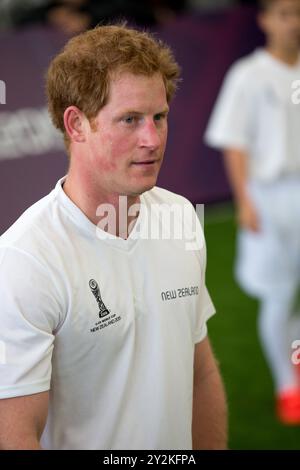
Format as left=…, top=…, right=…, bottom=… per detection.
left=117, top=107, right=170, bottom=116
left=119, top=110, right=143, bottom=116
left=156, top=107, right=169, bottom=114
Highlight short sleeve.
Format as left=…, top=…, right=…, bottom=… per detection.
left=0, top=247, right=61, bottom=399
left=194, top=282, right=215, bottom=344
left=190, top=210, right=215, bottom=344
left=204, top=62, right=253, bottom=151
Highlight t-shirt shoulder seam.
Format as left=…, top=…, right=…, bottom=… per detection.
left=0, top=379, right=50, bottom=399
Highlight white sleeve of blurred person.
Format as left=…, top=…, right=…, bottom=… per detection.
left=0, top=0, right=48, bottom=29
left=204, top=61, right=254, bottom=151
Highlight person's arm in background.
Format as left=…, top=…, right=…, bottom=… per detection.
left=204, top=59, right=258, bottom=234
left=192, top=337, right=227, bottom=450
left=223, top=148, right=259, bottom=232
left=0, top=391, right=48, bottom=449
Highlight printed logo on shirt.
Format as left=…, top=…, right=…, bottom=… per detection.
left=161, top=285, right=199, bottom=302
left=89, top=279, right=121, bottom=333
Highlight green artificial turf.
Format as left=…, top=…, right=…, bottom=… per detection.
left=204, top=203, right=300, bottom=449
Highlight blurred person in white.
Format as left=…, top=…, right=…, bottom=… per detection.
left=0, top=24, right=227, bottom=450
left=205, top=0, right=300, bottom=424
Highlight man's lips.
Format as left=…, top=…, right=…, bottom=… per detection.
left=131, top=159, right=158, bottom=165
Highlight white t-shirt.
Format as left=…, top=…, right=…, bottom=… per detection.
left=0, top=178, right=215, bottom=450
left=205, top=49, right=300, bottom=182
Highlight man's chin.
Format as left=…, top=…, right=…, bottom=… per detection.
left=134, top=185, right=155, bottom=197
left=126, top=181, right=157, bottom=197
left=135, top=174, right=159, bottom=192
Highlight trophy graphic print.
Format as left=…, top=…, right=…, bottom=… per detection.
left=89, top=279, right=110, bottom=318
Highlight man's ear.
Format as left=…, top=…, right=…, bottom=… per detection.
left=63, top=106, right=87, bottom=143
left=257, top=11, right=268, bottom=35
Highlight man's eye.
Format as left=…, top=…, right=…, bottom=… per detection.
left=154, top=114, right=166, bottom=122
left=123, top=116, right=135, bottom=124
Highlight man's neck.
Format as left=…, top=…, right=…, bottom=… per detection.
left=266, top=43, right=299, bottom=66
left=63, top=171, right=140, bottom=239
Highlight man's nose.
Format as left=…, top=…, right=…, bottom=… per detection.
left=139, top=119, right=161, bottom=150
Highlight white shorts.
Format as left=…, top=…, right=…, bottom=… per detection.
left=235, top=176, right=300, bottom=299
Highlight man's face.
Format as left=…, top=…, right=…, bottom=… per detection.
left=84, top=72, right=169, bottom=198
left=260, top=0, right=300, bottom=49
